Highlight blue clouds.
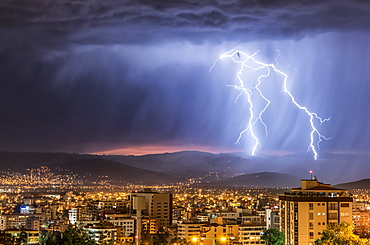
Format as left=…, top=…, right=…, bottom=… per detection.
left=1, top=0, right=370, bottom=52
left=0, top=0, right=369, bottom=155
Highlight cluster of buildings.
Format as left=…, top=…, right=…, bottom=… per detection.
left=0, top=166, right=83, bottom=190
left=0, top=166, right=134, bottom=192
left=0, top=178, right=369, bottom=244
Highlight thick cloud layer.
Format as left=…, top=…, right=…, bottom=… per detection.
left=0, top=0, right=369, bottom=157
left=1, top=0, right=370, bottom=52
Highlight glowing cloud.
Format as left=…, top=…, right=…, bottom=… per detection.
left=210, top=48, right=330, bottom=160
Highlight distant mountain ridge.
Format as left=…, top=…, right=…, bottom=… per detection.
left=0, top=151, right=369, bottom=187
left=0, top=151, right=178, bottom=185
left=334, top=179, right=370, bottom=190
left=105, top=151, right=252, bottom=180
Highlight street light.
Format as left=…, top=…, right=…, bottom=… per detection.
left=197, top=237, right=228, bottom=245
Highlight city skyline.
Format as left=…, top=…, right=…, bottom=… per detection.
left=0, top=1, right=370, bottom=159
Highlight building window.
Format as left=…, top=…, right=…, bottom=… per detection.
left=309, top=203, right=314, bottom=210
left=328, top=203, right=338, bottom=210
left=309, top=232, right=314, bottom=238
left=328, top=213, right=338, bottom=220
left=309, top=213, right=314, bottom=219
left=341, top=203, right=350, bottom=207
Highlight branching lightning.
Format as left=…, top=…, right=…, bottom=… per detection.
left=210, top=48, right=330, bottom=160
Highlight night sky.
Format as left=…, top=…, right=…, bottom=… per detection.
left=1, top=0, right=370, bottom=157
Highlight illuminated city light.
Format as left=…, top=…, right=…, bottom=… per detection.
left=210, top=48, right=330, bottom=160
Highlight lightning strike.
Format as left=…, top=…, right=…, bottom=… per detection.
left=211, top=48, right=330, bottom=160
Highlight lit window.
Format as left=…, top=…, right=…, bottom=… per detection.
left=309, top=213, right=314, bottom=219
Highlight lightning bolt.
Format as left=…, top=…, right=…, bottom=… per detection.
left=210, top=48, right=330, bottom=160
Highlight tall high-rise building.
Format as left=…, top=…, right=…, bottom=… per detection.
left=279, top=178, right=353, bottom=245
left=130, top=189, right=172, bottom=228
left=266, top=208, right=280, bottom=230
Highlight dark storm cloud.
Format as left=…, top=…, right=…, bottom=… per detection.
left=1, top=0, right=370, bottom=52
left=1, top=0, right=370, bottom=156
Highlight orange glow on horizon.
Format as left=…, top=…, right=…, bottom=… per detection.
left=91, top=144, right=293, bottom=157
left=92, top=145, right=237, bottom=156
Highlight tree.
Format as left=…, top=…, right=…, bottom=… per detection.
left=39, top=226, right=96, bottom=245
left=141, top=231, right=152, bottom=245
left=153, top=227, right=169, bottom=245
left=260, top=228, right=285, bottom=245
left=0, top=230, right=16, bottom=245
left=61, top=226, right=96, bottom=245
left=169, top=237, right=188, bottom=245
left=39, top=230, right=63, bottom=245
left=98, top=230, right=114, bottom=245
left=315, top=221, right=370, bottom=245
left=16, top=227, right=28, bottom=245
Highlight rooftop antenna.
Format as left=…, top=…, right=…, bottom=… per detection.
left=309, top=170, right=313, bottom=180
